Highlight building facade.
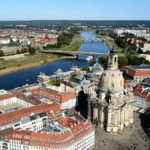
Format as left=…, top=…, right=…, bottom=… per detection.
left=120, top=65, right=150, bottom=83
left=88, top=50, right=134, bottom=132
left=6, top=113, right=95, bottom=150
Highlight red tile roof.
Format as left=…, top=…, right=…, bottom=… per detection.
left=133, top=85, right=150, bottom=102
left=32, top=89, right=76, bottom=103
left=0, top=93, right=16, bottom=101
left=124, top=80, right=130, bottom=89
left=133, top=85, right=143, bottom=96
left=120, top=66, right=150, bottom=76
left=58, top=118, right=77, bottom=127
left=7, top=117, right=94, bottom=148
left=8, top=130, right=31, bottom=144
left=0, top=103, right=61, bottom=125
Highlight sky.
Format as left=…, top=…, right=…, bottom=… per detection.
left=0, top=0, right=149, bottom=20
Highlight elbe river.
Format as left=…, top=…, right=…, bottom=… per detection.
left=0, top=32, right=108, bottom=90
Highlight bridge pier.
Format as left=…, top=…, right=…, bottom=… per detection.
left=74, top=54, right=78, bottom=60
left=86, top=39, right=88, bottom=43
left=92, top=39, right=94, bottom=43
left=92, top=55, right=95, bottom=60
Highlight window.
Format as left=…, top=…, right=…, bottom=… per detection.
left=111, top=114, right=114, bottom=125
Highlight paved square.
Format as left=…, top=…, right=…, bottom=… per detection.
left=94, top=113, right=150, bottom=150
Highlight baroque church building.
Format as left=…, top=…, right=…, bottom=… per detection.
left=87, top=49, right=134, bottom=133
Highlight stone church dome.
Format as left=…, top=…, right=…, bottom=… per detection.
left=92, top=59, right=103, bottom=73
left=99, top=53, right=124, bottom=93
left=55, top=68, right=63, bottom=74
left=100, top=70, right=124, bottom=93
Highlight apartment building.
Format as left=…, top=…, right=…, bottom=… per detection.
left=32, top=89, right=77, bottom=109
left=6, top=114, right=95, bottom=150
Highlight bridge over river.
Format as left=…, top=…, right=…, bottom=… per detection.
left=72, top=38, right=101, bottom=43
left=39, top=50, right=124, bottom=59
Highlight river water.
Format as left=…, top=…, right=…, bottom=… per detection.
left=0, top=32, right=108, bottom=90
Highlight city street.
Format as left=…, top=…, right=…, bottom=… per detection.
left=94, top=113, right=150, bottom=150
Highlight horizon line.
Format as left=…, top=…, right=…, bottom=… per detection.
left=0, top=19, right=150, bottom=21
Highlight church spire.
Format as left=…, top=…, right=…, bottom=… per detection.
left=107, top=46, right=118, bottom=70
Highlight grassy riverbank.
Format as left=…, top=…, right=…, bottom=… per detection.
left=0, top=53, right=70, bottom=76
left=0, top=30, right=92, bottom=76
left=95, top=33, right=122, bottom=52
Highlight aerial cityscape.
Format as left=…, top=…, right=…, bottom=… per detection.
left=0, top=0, right=150, bottom=150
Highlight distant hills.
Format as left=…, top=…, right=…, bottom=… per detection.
left=0, top=20, right=150, bottom=27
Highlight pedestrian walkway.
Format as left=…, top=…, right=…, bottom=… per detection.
left=94, top=113, right=150, bottom=150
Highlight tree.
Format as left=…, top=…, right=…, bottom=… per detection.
left=98, top=57, right=108, bottom=69
left=139, top=43, right=144, bottom=48
left=115, top=37, right=128, bottom=48
left=29, top=47, right=35, bottom=55
left=69, top=74, right=80, bottom=83
left=95, top=30, right=99, bottom=34
left=130, top=43, right=137, bottom=50
left=90, top=60, right=95, bottom=66
left=0, top=50, right=4, bottom=57
left=16, top=50, right=20, bottom=54
left=118, top=57, right=128, bottom=68
left=109, top=32, right=117, bottom=39
left=144, top=50, right=150, bottom=54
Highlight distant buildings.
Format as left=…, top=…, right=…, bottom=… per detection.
left=0, top=38, right=10, bottom=44
left=132, top=78, right=150, bottom=110
left=0, top=28, right=58, bottom=55
left=114, top=29, right=147, bottom=35
left=133, top=85, right=150, bottom=109
left=120, top=65, right=150, bottom=83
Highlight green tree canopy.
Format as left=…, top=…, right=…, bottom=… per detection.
left=16, top=50, right=20, bottom=54
left=115, top=37, right=128, bottom=48
left=95, top=30, right=99, bottom=34
left=29, top=47, right=35, bottom=55
left=118, top=57, right=128, bottom=68
left=0, top=50, right=4, bottom=57
left=69, top=74, right=80, bottom=83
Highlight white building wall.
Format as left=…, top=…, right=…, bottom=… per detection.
left=0, top=39, right=10, bottom=44
left=0, top=97, right=17, bottom=106
left=61, top=98, right=77, bottom=109
left=134, top=96, right=146, bottom=109
left=86, top=131, right=95, bottom=150
left=16, top=97, right=34, bottom=108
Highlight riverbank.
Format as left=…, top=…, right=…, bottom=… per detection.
left=0, top=31, right=109, bottom=90
left=94, top=33, right=122, bottom=52
left=0, top=53, right=71, bottom=76
left=0, top=30, right=94, bottom=76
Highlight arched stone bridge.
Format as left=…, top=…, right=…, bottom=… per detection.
left=39, top=50, right=124, bottom=59
left=72, top=38, right=101, bottom=43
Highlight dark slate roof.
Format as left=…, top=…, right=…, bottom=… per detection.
left=127, top=65, right=150, bottom=70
